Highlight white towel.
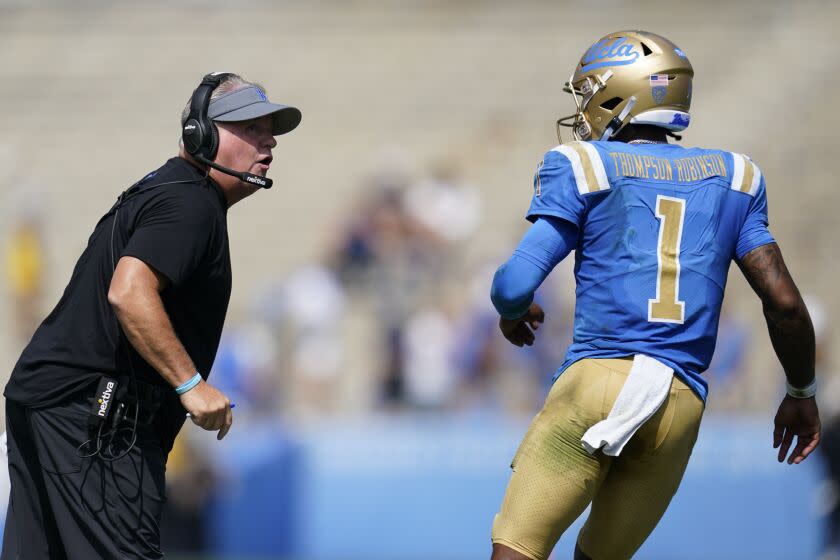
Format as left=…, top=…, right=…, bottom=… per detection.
left=0, top=432, right=8, bottom=525
left=581, top=354, right=674, bottom=456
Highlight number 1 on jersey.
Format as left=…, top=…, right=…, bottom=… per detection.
left=648, top=195, right=686, bottom=323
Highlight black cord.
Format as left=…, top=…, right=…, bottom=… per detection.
left=78, top=175, right=204, bottom=461
left=76, top=422, right=105, bottom=458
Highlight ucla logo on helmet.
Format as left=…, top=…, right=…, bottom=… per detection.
left=650, top=74, right=669, bottom=104
left=652, top=87, right=667, bottom=104
left=580, top=37, right=639, bottom=71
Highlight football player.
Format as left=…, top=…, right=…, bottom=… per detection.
left=488, top=30, right=820, bottom=560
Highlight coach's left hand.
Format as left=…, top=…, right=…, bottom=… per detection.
left=773, top=395, right=821, bottom=465
left=499, top=303, right=545, bottom=347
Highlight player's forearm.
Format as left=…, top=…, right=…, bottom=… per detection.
left=491, top=217, right=577, bottom=319
left=491, top=256, right=541, bottom=319
left=763, top=297, right=815, bottom=389
left=738, top=243, right=815, bottom=388
left=109, top=287, right=198, bottom=388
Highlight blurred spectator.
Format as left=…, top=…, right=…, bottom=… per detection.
left=330, top=162, right=450, bottom=407
left=702, top=304, right=751, bottom=411
left=807, top=295, right=840, bottom=560
left=453, top=259, right=574, bottom=414
left=493, top=272, right=574, bottom=414
left=402, top=302, right=459, bottom=409
left=282, top=265, right=346, bottom=415
left=331, top=159, right=440, bottom=289
left=706, top=311, right=750, bottom=386
left=4, top=209, right=45, bottom=345
left=210, top=321, right=282, bottom=419
left=160, top=435, right=219, bottom=556
left=331, top=182, right=403, bottom=288
left=404, top=157, right=481, bottom=250
left=249, top=263, right=347, bottom=416
left=380, top=323, right=406, bottom=406
left=455, top=262, right=506, bottom=406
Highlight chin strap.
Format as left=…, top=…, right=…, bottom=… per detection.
left=600, top=96, right=637, bottom=140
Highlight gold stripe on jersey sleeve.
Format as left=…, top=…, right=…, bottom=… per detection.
left=740, top=158, right=755, bottom=193
left=569, top=142, right=601, bottom=193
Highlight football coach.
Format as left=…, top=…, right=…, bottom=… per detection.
left=1, top=72, right=301, bottom=559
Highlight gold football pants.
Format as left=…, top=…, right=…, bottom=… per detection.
left=492, top=357, right=704, bottom=560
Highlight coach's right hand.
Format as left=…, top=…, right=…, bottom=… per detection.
left=180, top=381, right=233, bottom=440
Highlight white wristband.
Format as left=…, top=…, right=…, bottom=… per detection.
left=786, top=379, right=816, bottom=399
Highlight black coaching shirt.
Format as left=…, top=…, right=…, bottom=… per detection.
left=5, top=158, right=232, bottom=437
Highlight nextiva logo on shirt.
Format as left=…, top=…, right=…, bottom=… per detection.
left=580, top=37, right=639, bottom=71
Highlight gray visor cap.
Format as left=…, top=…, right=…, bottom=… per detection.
left=208, top=86, right=301, bottom=135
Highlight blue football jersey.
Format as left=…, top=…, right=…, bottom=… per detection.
left=528, top=141, right=774, bottom=401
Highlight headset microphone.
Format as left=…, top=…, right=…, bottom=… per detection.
left=193, top=153, right=273, bottom=189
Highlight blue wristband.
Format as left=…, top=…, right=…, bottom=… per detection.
left=175, top=373, right=202, bottom=395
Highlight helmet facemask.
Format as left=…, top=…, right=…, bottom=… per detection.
left=557, top=70, right=615, bottom=142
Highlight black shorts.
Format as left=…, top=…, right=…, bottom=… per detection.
left=2, top=390, right=167, bottom=559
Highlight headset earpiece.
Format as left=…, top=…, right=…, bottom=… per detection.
left=182, top=73, right=227, bottom=161
left=205, top=118, right=219, bottom=160
left=182, top=117, right=204, bottom=155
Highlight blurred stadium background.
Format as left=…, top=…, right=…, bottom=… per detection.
left=1, top=0, right=839, bottom=558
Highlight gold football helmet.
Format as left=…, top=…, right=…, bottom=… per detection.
left=558, top=31, right=693, bottom=142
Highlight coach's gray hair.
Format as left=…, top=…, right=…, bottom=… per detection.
left=180, top=73, right=266, bottom=126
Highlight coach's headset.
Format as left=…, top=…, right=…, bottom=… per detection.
left=77, top=73, right=266, bottom=461
left=182, top=71, right=273, bottom=189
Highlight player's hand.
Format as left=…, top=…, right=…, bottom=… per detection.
left=773, top=395, right=820, bottom=464
left=499, top=303, right=545, bottom=347
left=180, top=381, right=234, bottom=440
